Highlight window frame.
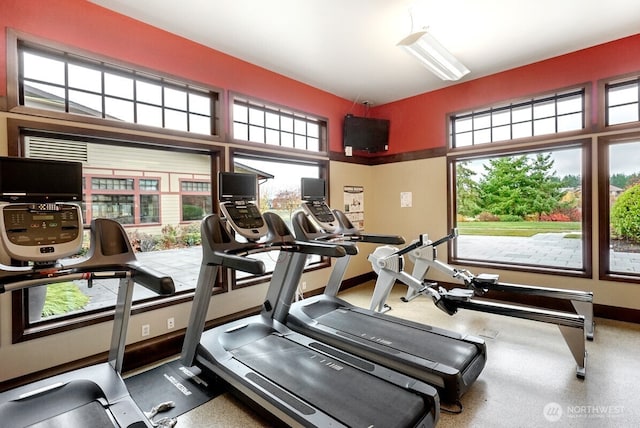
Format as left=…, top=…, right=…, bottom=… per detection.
left=7, top=118, right=224, bottom=343
left=448, top=133, right=592, bottom=277
left=6, top=29, right=224, bottom=141
left=449, top=86, right=588, bottom=150
left=598, top=132, right=640, bottom=283
left=230, top=93, right=329, bottom=154
left=180, top=179, right=213, bottom=222
left=600, top=72, right=640, bottom=130
left=228, top=148, right=331, bottom=289
left=85, top=175, right=161, bottom=225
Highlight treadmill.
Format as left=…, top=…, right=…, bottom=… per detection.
left=281, top=177, right=487, bottom=404
left=0, top=157, right=175, bottom=428
left=180, top=172, right=439, bottom=428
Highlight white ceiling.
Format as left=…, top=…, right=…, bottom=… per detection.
left=90, top=0, right=640, bottom=106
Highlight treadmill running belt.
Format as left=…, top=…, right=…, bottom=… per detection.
left=315, top=307, right=478, bottom=369
left=26, top=401, right=116, bottom=428
left=232, top=334, right=427, bottom=428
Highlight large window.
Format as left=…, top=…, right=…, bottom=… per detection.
left=231, top=153, right=327, bottom=285
left=451, top=144, right=588, bottom=274
left=599, top=137, right=640, bottom=280
left=450, top=88, right=585, bottom=148
left=17, top=131, right=216, bottom=339
left=17, top=41, right=219, bottom=136
left=232, top=96, right=327, bottom=152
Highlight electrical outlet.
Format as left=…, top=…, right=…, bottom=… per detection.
left=167, top=317, right=175, bottom=329
left=302, top=281, right=307, bottom=290
left=142, top=324, right=150, bottom=337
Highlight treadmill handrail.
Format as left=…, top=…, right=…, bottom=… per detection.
left=332, top=209, right=405, bottom=245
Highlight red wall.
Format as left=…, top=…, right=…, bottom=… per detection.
left=0, top=0, right=360, bottom=151
left=373, top=34, right=640, bottom=155
left=1, top=1, right=639, bottom=156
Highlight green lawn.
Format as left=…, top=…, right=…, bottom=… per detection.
left=457, top=221, right=581, bottom=237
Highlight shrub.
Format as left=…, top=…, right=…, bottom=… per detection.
left=478, top=211, right=500, bottom=222
left=539, top=212, right=571, bottom=222
left=498, top=214, right=523, bottom=222
left=611, top=184, right=640, bottom=242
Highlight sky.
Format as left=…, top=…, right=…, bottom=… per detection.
left=463, top=141, right=640, bottom=181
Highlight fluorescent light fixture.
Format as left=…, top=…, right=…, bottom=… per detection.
left=398, top=31, right=470, bottom=81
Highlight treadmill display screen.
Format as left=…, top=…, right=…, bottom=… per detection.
left=0, top=157, right=83, bottom=203
left=301, top=177, right=326, bottom=201
left=219, top=172, right=257, bottom=201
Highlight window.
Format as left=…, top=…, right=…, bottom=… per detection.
left=450, top=89, right=585, bottom=148
left=181, top=181, right=212, bottom=221
left=599, top=137, right=640, bottom=280
left=87, top=177, right=159, bottom=225
left=17, top=41, right=219, bottom=136
left=605, top=77, right=640, bottom=126
left=232, top=96, right=327, bottom=152
left=16, top=131, right=217, bottom=340
left=231, top=152, right=327, bottom=285
left=451, top=142, right=589, bottom=274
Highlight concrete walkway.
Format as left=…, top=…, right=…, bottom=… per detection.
left=457, top=233, right=640, bottom=273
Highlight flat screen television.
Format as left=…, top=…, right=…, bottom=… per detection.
left=218, top=172, right=257, bottom=201
left=0, top=156, right=83, bottom=203
left=301, top=177, right=326, bottom=201
left=343, top=114, right=390, bottom=153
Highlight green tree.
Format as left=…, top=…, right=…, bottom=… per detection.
left=456, top=161, right=481, bottom=217
left=611, top=184, right=640, bottom=242
left=478, top=153, right=561, bottom=218
left=526, top=152, right=562, bottom=219
left=560, top=174, right=581, bottom=188
left=610, top=173, right=628, bottom=189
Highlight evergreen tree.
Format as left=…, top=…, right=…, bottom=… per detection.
left=456, top=161, right=481, bottom=217
left=477, top=153, right=561, bottom=218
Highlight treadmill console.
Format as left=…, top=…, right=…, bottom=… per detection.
left=0, top=203, right=83, bottom=262
left=301, top=201, right=338, bottom=233
left=219, top=201, right=269, bottom=241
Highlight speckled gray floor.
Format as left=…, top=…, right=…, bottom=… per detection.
left=172, top=281, right=640, bottom=427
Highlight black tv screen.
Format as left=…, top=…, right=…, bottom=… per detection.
left=343, top=114, right=390, bottom=153
left=301, top=177, right=326, bottom=201
left=219, top=172, right=257, bottom=201
left=0, top=157, right=83, bottom=203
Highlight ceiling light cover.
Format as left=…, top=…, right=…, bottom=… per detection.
left=398, top=31, right=470, bottom=81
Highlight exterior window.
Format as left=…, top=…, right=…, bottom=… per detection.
left=18, top=43, right=218, bottom=136
left=451, top=144, right=588, bottom=273
left=605, top=77, right=640, bottom=126
left=181, top=181, right=212, bottom=221
left=231, top=153, right=326, bottom=285
left=20, top=134, right=214, bottom=332
left=450, top=89, right=585, bottom=148
left=232, top=97, right=326, bottom=152
left=92, top=193, right=135, bottom=224
left=599, top=138, right=640, bottom=280
left=89, top=177, right=159, bottom=224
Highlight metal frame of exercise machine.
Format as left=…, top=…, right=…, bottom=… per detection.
left=0, top=156, right=174, bottom=427
left=368, top=229, right=594, bottom=378
left=180, top=172, right=439, bottom=427
left=0, top=209, right=174, bottom=427
left=284, top=195, right=487, bottom=405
